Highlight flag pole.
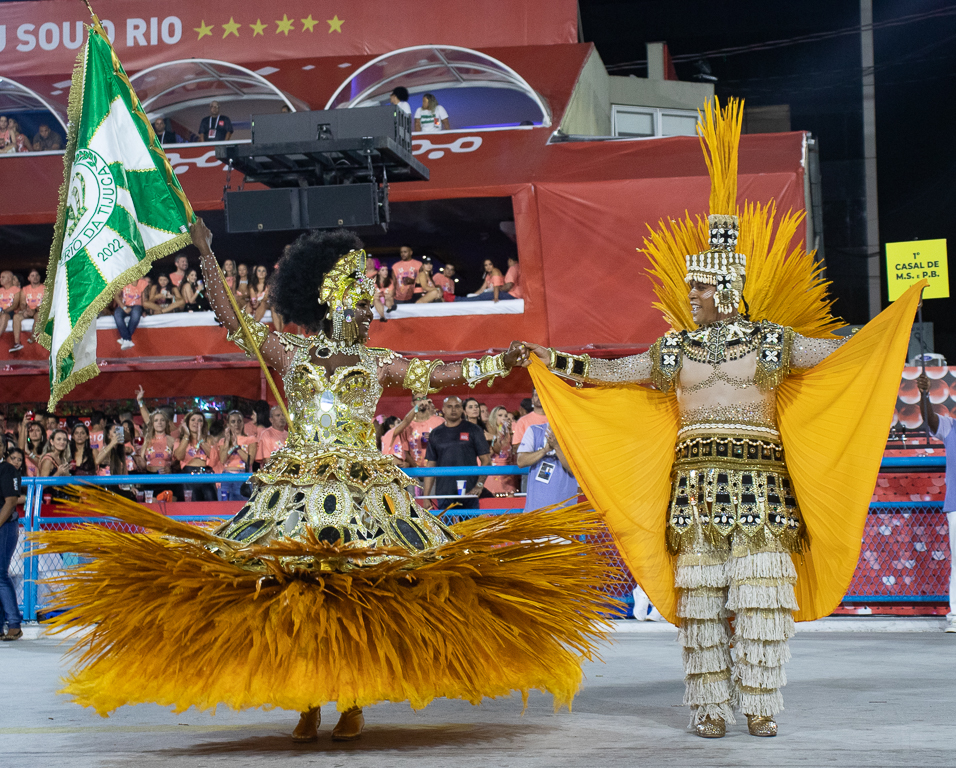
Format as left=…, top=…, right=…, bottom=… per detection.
left=78, top=0, right=291, bottom=427
left=211, top=260, right=293, bottom=429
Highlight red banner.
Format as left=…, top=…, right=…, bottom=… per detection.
left=0, top=0, right=578, bottom=77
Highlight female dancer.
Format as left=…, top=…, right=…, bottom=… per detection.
left=38, top=221, right=611, bottom=744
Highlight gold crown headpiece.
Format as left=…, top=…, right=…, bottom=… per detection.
left=319, top=249, right=375, bottom=344
left=684, top=98, right=747, bottom=315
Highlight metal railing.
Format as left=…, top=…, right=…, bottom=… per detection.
left=9, top=457, right=951, bottom=622
left=13, top=466, right=531, bottom=622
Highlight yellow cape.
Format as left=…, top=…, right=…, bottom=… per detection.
left=530, top=281, right=925, bottom=624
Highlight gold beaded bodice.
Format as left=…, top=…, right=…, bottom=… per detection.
left=283, top=339, right=397, bottom=455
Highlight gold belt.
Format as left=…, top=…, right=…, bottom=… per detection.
left=675, top=434, right=784, bottom=467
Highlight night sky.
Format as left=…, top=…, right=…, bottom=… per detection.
left=580, top=0, right=956, bottom=360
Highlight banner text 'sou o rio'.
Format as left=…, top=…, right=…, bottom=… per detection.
left=0, top=0, right=578, bottom=78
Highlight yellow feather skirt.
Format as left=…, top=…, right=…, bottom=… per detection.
left=34, top=487, right=617, bottom=717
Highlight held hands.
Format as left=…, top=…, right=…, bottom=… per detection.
left=510, top=341, right=549, bottom=368
left=502, top=341, right=528, bottom=369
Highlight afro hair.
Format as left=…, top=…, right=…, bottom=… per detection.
left=269, top=229, right=364, bottom=332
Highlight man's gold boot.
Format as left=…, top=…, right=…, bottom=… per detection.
left=292, top=707, right=320, bottom=742
left=695, top=716, right=726, bottom=738
left=331, top=707, right=365, bottom=741
left=746, top=715, right=777, bottom=737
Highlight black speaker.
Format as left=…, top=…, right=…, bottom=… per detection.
left=224, top=189, right=301, bottom=233
left=251, top=106, right=412, bottom=151
left=224, top=185, right=382, bottom=233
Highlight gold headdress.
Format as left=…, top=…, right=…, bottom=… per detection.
left=683, top=99, right=747, bottom=315
left=644, top=97, right=842, bottom=338
left=319, top=249, right=375, bottom=345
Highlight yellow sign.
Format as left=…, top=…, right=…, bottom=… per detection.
left=885, top=239, right=949, bottom=300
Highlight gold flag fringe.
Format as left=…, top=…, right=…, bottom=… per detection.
left=34, top=487, right=619, bottom=717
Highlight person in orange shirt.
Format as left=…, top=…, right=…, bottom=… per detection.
left=503, top=256, right=523, bottom=299
left=12, top=268, right=44, bottom=352
left=243, top=401, right=270, bottom=439
left=219, top=410, right=257, bottom=501
left=389, top=395, right=444, bottom=468
left=254, top=405, right=288, bottom=467
left=432, top=264, right=458, bottom=302
left=0, top=271, right=22, bottom=353
left=390, top=246, right=422, bottom=304
left=114, top=278, right=150, bottom=350
left=511, top=389, right=548, bottom=447
left=169, top=255, right=189, bottom=288
left=460, top=258, right=517, bottom=303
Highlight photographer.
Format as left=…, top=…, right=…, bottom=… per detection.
left=0, top=445, right=25, bottom=640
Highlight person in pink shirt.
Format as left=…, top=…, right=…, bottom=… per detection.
left=12, top=268, right=44, bottom=351
left=460, top=258, right=517, bottom=303
left=390, top=246, right=422, bottom=304
left=255, top=405, right=288, bottom=467
left=373, top=265, right=395, bottom=321
left=511, top=389, right=548, bottom=446
left=169, top=255, right=189, bottom=288
left=0, top=271, right=22, bottom=352
left=219, top=411, right=257, bottom=501
left=485, top=406, right=518, bottom=495
left=503, top=256, right=523, bottom=299
left=432, top=264, right=458, bottom=302
left=114, top=278, right=150, bottom=350
left=390, top=395, right=444, bottom=468
left=243, top=401, right=270, bottom=439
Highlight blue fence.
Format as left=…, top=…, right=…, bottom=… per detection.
left=8, top=457, right=951, bottom=623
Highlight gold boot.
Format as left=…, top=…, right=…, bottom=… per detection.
left=695, top=716, right=726, bottom=738
left=747, top=715, right=777, bottom=737
left=331, top=707, right=365, bottom=741
left=292, top=707, right=320, bottom=742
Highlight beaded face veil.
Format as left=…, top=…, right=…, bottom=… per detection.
left=684, top=99, right=747, bottom=317
left=319, top=249, right=375, bottom=345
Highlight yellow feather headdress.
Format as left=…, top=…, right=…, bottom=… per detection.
left=643, top=97, right=842, bottom=338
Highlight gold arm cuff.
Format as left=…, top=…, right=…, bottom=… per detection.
left=227, top=320, right=269, bottom=358
left=403, top=358, right=443, bottom=397
left=462, top=352, right=510, bottom=388
left=547, top=348, right=591, bottom=381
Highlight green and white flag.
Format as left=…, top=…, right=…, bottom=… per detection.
left=37, top=21, right=193, bottom=409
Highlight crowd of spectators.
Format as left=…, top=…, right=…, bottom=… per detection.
left=0, top=116, right=63, bottom=153
left=0, top=393, right=289, bottom=503
left=379, top=388, right=574, bottom=505
left=0, top=388, right=552, bottom=505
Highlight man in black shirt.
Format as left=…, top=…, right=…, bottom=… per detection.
left=424, top=396, right=490, bottom=510
left=152, top=117, right=182, bottom=145
left=0, top=446, right=24, bottom=640
left=198, top=101, right=233, bottom=142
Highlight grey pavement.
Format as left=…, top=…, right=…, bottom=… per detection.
left=1, top=621, right=953, bottom=767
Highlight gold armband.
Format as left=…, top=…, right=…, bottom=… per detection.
left=548, top=348, right=591, bottom=380
left=404, top=358, right=443, bottom=398
left=227, top=320, right=269, bottom=358
left=462, top=353, right=510, bottom=388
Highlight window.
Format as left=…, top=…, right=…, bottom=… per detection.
left=612, top=106, right=699, bottom=139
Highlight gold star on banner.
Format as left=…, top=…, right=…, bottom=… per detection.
left=222, top=17, right=241, bottom=38
left=301, top=15, right=318, bottom=32
left=275, top=15, right=295, bottom=35
left=194, top=20, right=213, bottom=40
left=327, top=15, right=344, bottom=33
left=250, top=19, right=267, bottom=36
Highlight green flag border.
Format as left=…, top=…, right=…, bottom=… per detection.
left=36, top=25, right=191, bottom=410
